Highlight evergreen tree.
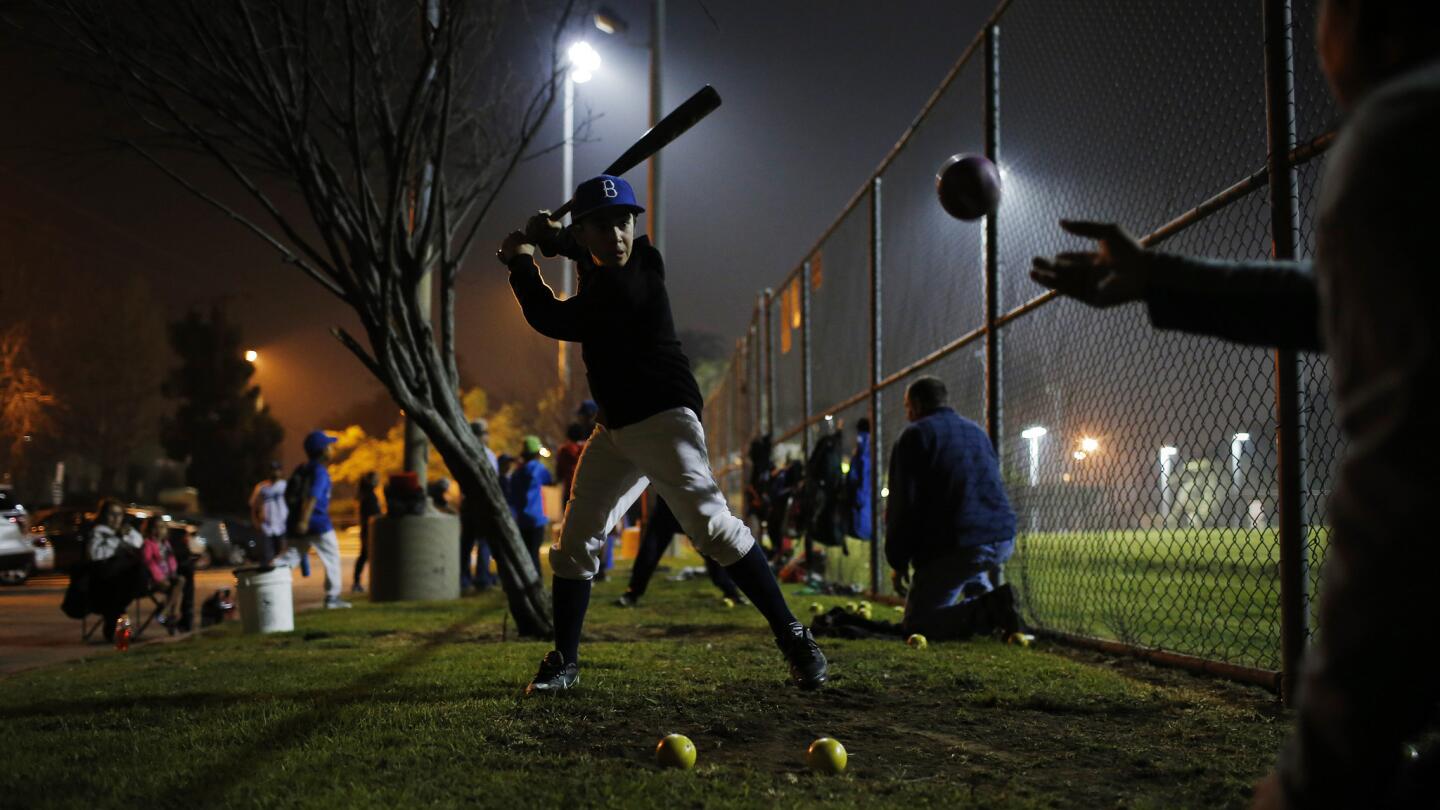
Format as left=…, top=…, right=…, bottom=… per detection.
left=162, top=307, right=283, bottom=513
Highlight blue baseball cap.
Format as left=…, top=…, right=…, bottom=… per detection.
left=571, top=175, right=644, bottom=223
left=577, top=399, right=599, bottom=417
left=303, top=430, right=338, bottom=456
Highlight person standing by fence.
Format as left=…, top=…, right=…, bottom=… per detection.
left=352, top=471, right=380, bottom=594
left=1031, top=2, right=1440, bottom=804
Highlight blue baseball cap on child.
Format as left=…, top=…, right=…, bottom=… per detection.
left=303, top=430, right=338, bottom=456
left=571, top=175, right=644, bottom=223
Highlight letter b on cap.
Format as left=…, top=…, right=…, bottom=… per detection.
left=602, top=179, right=618, bottom=198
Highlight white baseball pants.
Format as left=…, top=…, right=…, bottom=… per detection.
left=551, top=407, right=756, bottom=580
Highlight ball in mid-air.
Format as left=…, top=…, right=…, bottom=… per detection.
left=906, top=633, right=928, bottom=649
left=936, top=153, right=1002, bottom=221
left=655, top=733, right=697, bottom=769
left=806, top=737, right=848, bottom=774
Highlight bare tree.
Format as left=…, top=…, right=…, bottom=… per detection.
left=29, top=0, right=580, bottom=635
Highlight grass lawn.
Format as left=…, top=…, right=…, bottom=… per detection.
left=0, top=560, right=1289, bottom=809
left=1009, top=529, right=1329, bottom=671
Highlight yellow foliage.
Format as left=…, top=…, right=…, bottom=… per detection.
left=329, top=387, right=529, bottom=488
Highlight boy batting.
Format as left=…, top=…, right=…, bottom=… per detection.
left=497, top=174, right=828, bottom=694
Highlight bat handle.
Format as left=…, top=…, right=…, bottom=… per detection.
left=550, top=199, right=575, bottom=221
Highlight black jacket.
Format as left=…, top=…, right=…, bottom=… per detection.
left=508, top=235, right=704, bottom=430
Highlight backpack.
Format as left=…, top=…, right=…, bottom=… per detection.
left=799, top=432, right=846, bottom=548
left=284, top=463, right=314, bottom=537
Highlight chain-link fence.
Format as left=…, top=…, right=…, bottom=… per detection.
left=702, top=0, right=1342, bottom=695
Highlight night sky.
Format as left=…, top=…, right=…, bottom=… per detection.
left=1, top=1, right=990, bottom=464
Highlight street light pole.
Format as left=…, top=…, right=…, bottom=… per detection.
left=1159, top=446, right=1178, bottom=528
left=404, top=0, right=441, bottom=486
left=560, top=68, right=575, bottom=391
left=559, top=42, right=601, bottom=391
left=1020, top=426, right=1046, bottom=533
left=648, top=0, right=664, bottom=253
left=591, top=4, right=663, bottom=251
left=1230, top=432, right=1251, bottom=526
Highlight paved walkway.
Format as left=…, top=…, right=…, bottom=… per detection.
left=0, top=528, right=363, bottom=678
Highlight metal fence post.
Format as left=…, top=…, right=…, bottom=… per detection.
left=1263, top=0, right=1308, bottom=705
left=869, top=177, right=884, bottom=595
left=800, top=260, right=814, bottom=565
left=983, top=24, right=1002, bottom=451
left=763, top=289, right=775, bottom=437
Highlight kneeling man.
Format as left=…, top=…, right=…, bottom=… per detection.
left=887, top=376, right=1020, bottom=639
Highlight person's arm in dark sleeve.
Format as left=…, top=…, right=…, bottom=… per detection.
left=1144, top=253, right=1323, bottom=352
left=507, top=255, right=599, bottom=342
left=884, top=429, right=922, bottom=572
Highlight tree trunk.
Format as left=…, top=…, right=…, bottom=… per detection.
left=429, top=417, right=553, bottom=638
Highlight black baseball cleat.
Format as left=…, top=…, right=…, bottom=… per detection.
left=776, top=626, right=828, bottom=690
left=614, top=592, right=638, bottom=608
left=525, top=650, right=578, bottom=695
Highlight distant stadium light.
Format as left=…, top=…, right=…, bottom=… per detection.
left=1080, top=436, right=1099, bottom=453
left=1020, top=426, right=1047, bottom=440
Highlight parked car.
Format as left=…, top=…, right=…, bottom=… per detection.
left=1, top=486, right=28, bottom=532
left=0, top=517, right=36, bottom=584
left=26, top=506, right=87, bottom=572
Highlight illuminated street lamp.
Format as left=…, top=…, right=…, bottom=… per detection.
left=1020, top=426, right=1047, bottom=533
left=1230, top=432, right=1251, bottom=526
left=1159, top=446, right=1179, bottom=525
left=1020, top=426, right=1046, bottom=488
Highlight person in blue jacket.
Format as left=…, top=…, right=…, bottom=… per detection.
left=886, top=377, right=1019, bottom=639
left=846, top=418, right=873, bottom=541
left=506, top=435, right=554, bottom=572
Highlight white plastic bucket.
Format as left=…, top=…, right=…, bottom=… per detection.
left=235, top=565, right=295, bottom=633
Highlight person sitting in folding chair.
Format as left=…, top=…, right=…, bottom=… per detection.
left=140, top=516, right=186, bottom=635
left=84, top=498, right=145, bottom=642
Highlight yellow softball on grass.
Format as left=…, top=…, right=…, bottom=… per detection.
left=655, top=733, right=697, bottom=769
left=806, top=737, right=848, bottom=774
left=809, top=602, right=824, bottom=615
left=1006, top=632, right=1035, bottom=648
left=906, top=633, right=928, bottom=649
left=722, top=597, right=736, bottom=609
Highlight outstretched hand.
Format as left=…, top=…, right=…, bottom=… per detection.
left=497, top=230, right=536, bottom=266
left=1030, top=220, right=1151, bottom=308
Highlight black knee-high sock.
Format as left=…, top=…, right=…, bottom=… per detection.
left=553, top=576, right=592, bottom=665
left=723, top=543, right=803, bottom=638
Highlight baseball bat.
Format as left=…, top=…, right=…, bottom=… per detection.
left=550, top=85, right=722, bottom=220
